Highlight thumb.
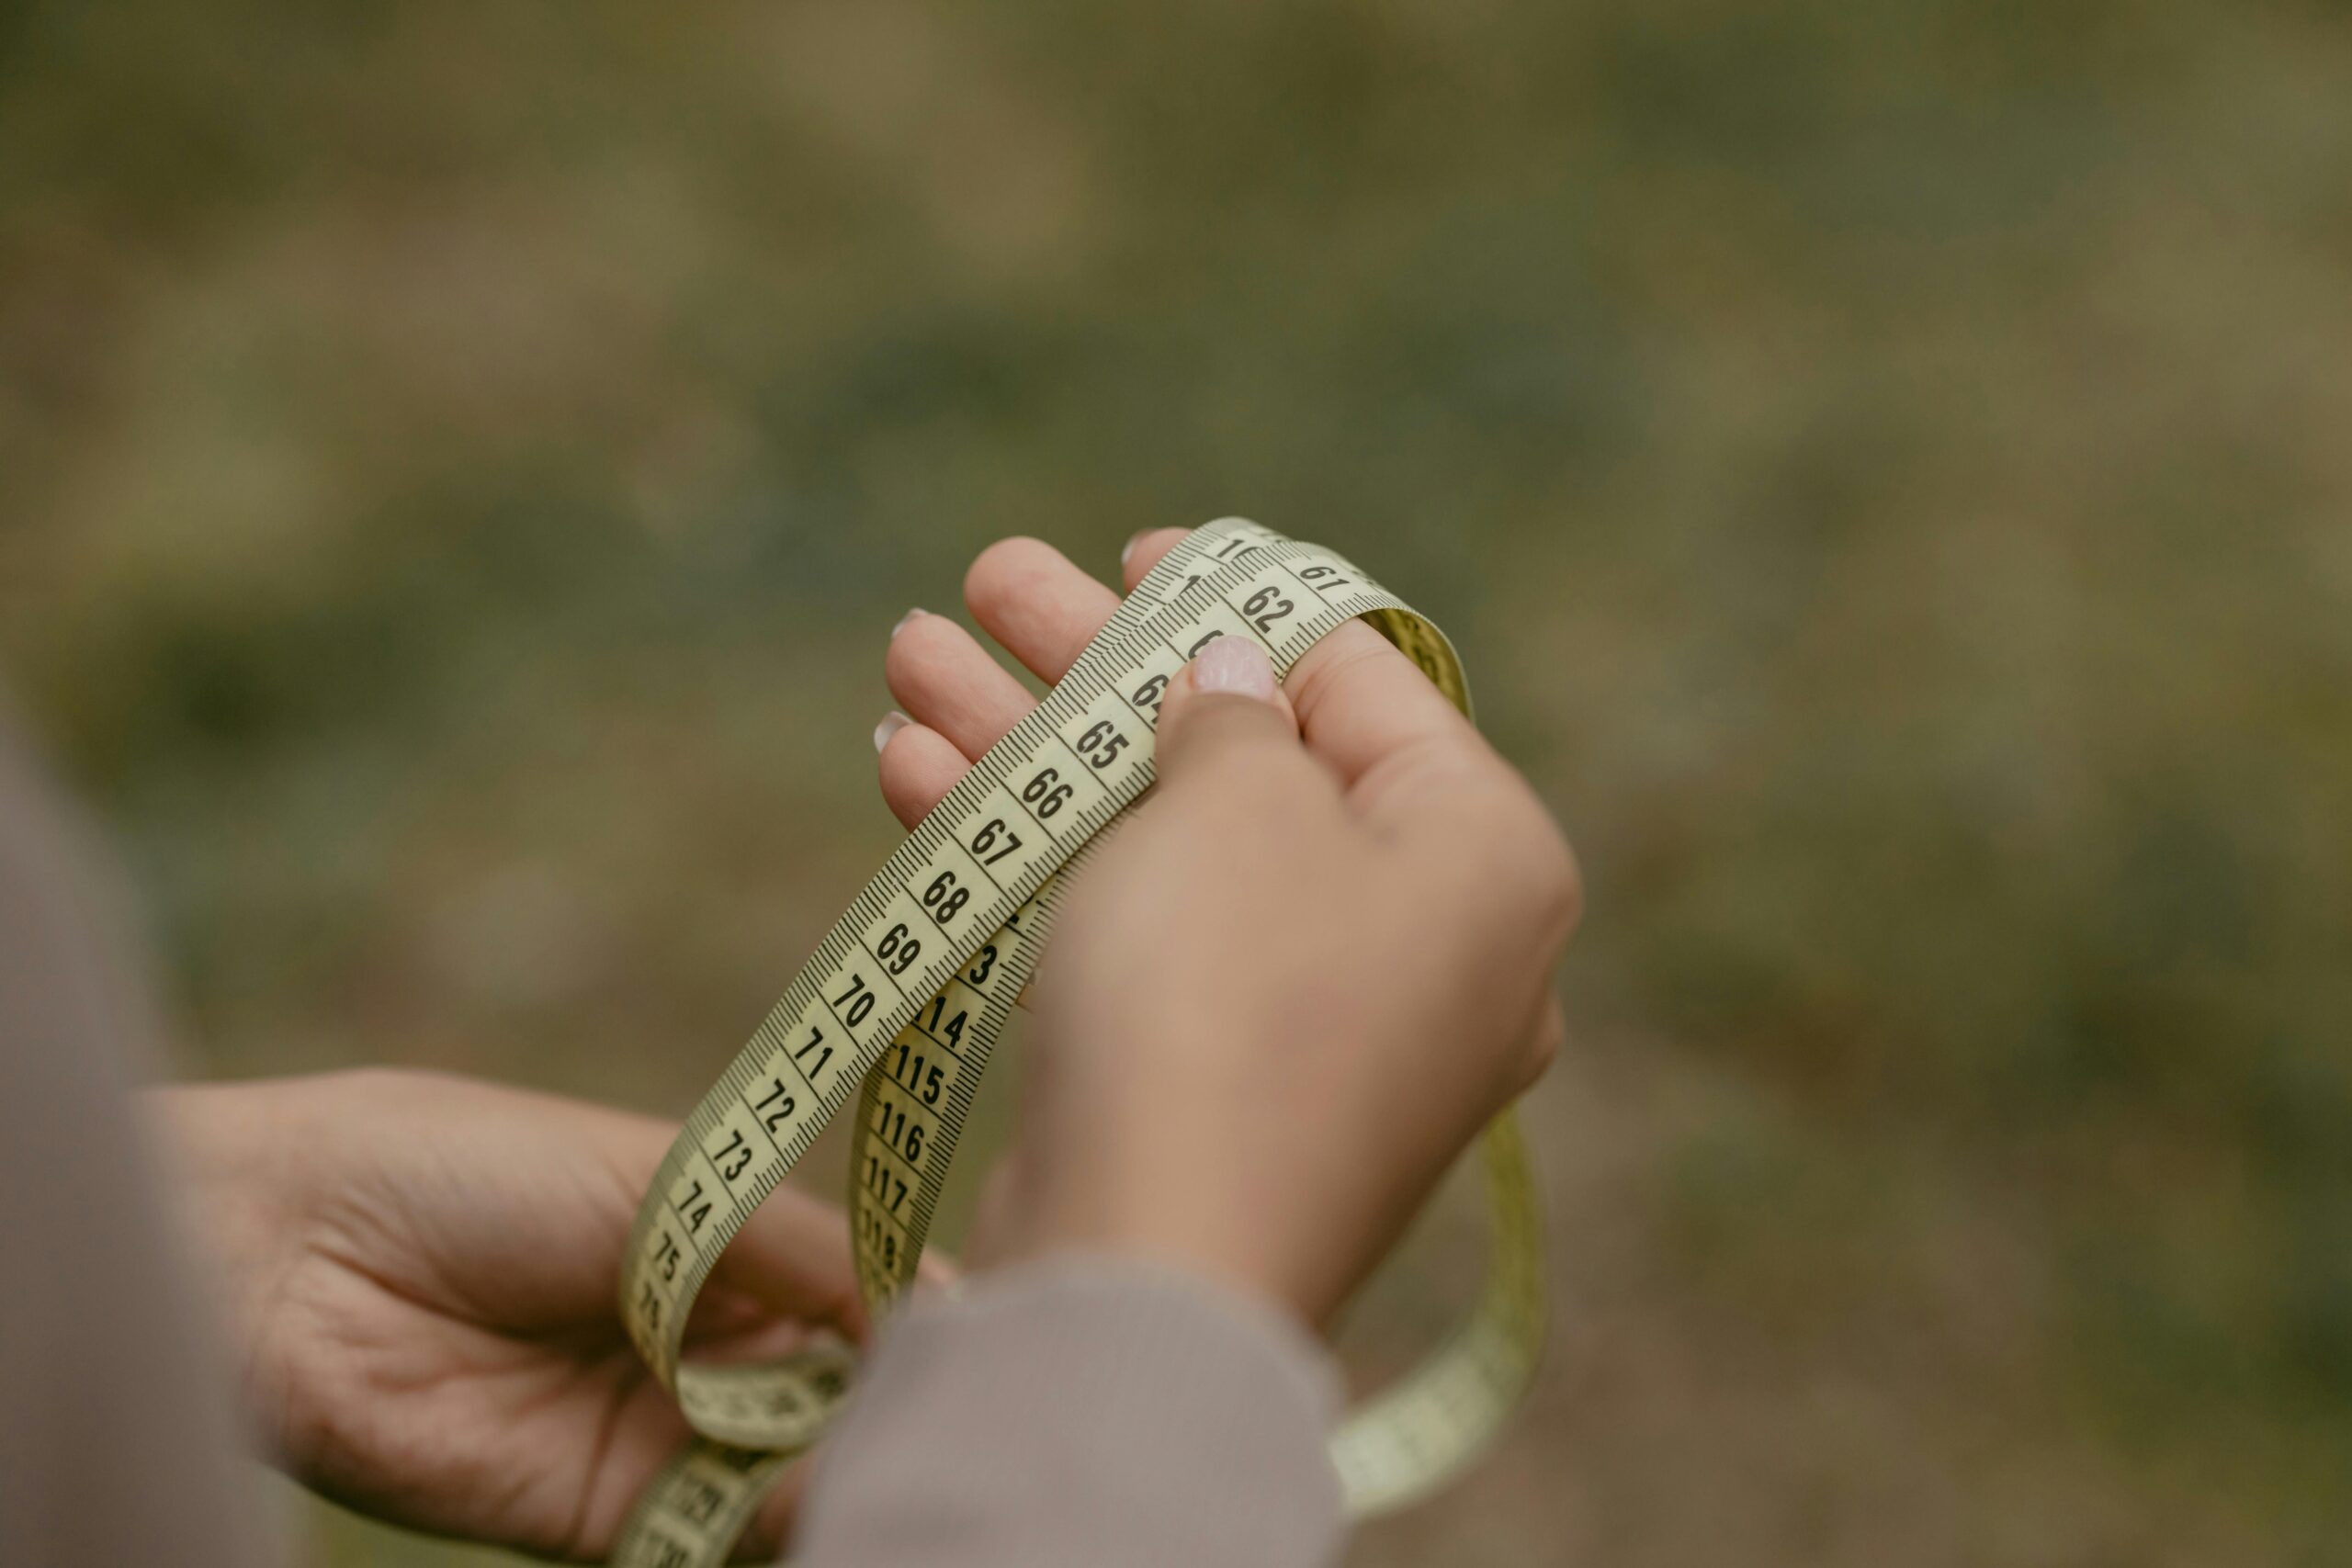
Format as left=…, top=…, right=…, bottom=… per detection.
left=1152, top=634, right=1311, bottom=794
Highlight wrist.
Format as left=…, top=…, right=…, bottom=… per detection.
left=988, top=1151, right=1346, bottom=1332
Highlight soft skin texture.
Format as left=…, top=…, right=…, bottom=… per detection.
left=875, top=530, right=1578, bottom=1323
left=153, top=1070, right=920, bottom=1561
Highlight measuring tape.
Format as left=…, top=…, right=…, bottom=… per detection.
left=610, top=519, right=1546, bottom=1566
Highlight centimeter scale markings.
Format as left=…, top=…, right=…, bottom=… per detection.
left=611, top=520, right=1547, bottom=1568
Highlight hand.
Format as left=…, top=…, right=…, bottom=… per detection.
left=874, top=531, right=1577, bottom=1323
left=155, top=1068, right=899, bottom=1560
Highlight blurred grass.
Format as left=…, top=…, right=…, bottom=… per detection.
left=4, top=1, right=2349, bottom=1563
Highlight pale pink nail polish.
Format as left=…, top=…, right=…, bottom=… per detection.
left=874, top=712, right=910, bottom=753
left=1192, top=636, right=1276, bottom=699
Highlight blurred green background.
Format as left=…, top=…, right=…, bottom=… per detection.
left=4, top=1, right=2346, bottom=1563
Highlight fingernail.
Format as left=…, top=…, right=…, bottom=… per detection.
left=1120, top=531, right=1147, bottom=569
left=1192, top=635, right=1276, bottom=699
left=874, top=711, right=910, bottom=753
left=890, top=608, right=925, bottom=638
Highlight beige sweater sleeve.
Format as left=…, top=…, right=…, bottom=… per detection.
left=793, top=1258, right=1349, bottom=1568
left=0, top=712, right=282, bottom=1568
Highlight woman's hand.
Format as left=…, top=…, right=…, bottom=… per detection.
left=155, top=1068, right=896, bottom=1560
left=874, top=530, right=1577, bottom=1324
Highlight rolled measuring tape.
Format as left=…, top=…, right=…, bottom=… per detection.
left=611, top=518, right=1546, bottom=1566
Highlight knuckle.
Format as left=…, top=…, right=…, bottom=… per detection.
left=1532, top=819, right=1583, bottom=943
left=1473, top=782, right=1579, bottom=942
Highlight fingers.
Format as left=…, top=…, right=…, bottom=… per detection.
left=876, top=532, right=1189, bottom=825
left=1284, top=620, right=1485, bottom=796
left=876, top=718, right=971, bottom=828
left=1278, top=620, right=1578, bottom=946
left=884, top=611, right=1035, bottom=760
left=886, top=528, right=1499, bottom=841
left=1125, top=527, right=1493, bottom=815
left=882, top=527, right=1570, bottom=954
left=899, top=530, right=1474, bottom=808
left=707, top=1183, right=867, bottom=1341
left=963, top=536, right=1124, bottom=684
left=1120, top=527, right=1191, bottom=592
left=1119, top=524, right=1482, bottom=801
left=881, top=539, right=1125, bottom=783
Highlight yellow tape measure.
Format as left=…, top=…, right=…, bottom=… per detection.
left=610, top=519, right=1545, bottom=1565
